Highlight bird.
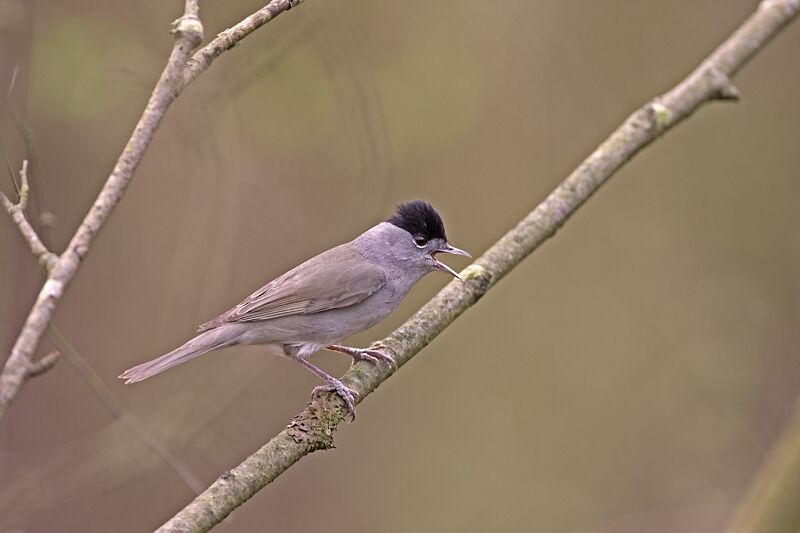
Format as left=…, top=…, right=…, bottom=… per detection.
left=119, top=200, right=470, bottom=418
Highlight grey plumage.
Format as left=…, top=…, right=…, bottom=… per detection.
left=119, top=201, right=469, bottom=418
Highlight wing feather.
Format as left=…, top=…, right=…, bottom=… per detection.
left=198, top=244, right=385, bottom=330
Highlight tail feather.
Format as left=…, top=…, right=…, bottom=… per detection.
left=119, top=329, right=233, bottom=384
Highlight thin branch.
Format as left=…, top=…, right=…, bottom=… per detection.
left=0, top=160, right=57, bottom=270
left=156, top=1, right=800, bottom=531
left=25, top=350, right=60, bottom=378
left=182, top=0, right=305, bottom=86
left=0, top=0, right=303, bottom=420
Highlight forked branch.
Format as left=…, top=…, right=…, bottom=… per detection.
left=1, top=160, right=57, bottom=271
left=0, top=0, right=302, bottom=419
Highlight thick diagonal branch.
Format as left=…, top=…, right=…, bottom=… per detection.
left=0, top=0, right=301, bottom=419
left=156, top=1, right=800, bottom=532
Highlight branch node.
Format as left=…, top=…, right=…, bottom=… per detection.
left=650, top=101, right=674, bottom=129
left=172, top=14, right=204, bottom=49
left=39, top=252, right=59, bottom=272
left=709, top=68, right=741, bottom=101
left=26, top=351, right=61, bottom=379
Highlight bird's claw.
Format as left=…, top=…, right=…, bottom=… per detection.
left=352, top=347, right=397, bottom=370
left=312, top=380, right=360, bottom=419
left=327, top=344, right=398, bottom=371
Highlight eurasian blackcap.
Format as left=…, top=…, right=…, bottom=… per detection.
left=119, top=201, right=470, bottom=418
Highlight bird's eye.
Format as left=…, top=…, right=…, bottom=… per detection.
left=413, top=235, right=428, bottom=247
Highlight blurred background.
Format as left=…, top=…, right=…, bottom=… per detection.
left=1, top=1, right=799, bottom=532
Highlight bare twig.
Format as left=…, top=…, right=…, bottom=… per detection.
left=25, top=350, right=60, bottom=378
left=0, top=160, right=56, bottom=270
left=183, top=0, right=305, bottom=86
left=0, top=0, right=303, bottom=419
left=156, top=1, right=800, bottom=531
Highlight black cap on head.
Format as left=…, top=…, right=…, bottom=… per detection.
left=386, top=200, right=447, bottom=241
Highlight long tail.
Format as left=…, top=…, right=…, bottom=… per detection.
left=119, top=328, right=235, bottom=384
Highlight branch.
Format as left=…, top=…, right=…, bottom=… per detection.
left=157, top=1, right=800, bottom=531
left=0, top=160, right=57, bottom=270
left=183, top=0, right=305, bottom=86
left=0, top=0, right=302, bottom=420
left=25, top=350, right=60, bottom=379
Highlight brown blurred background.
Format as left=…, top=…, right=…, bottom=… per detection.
left=1, top=1, right=799, bottom=532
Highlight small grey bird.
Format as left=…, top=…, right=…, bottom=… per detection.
left=119, top=200, right=469, bottom=418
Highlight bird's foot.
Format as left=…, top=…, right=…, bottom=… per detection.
left=312, top=379, right=360, bottom=419
left=327, top=344, right=397, bottom=370
left=353, top=348, right=397, bottom=369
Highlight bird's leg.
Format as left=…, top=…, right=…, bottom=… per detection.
left=295, top=357, right=359, bottom=419
left=327, top=344, right=397, bottom=370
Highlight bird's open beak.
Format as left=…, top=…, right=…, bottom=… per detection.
left=431, top=245, right=471, bottom=281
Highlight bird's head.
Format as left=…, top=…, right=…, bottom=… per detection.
left=385, top=200, right=471, bottom=280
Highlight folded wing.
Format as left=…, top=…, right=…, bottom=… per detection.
left=198, top=244, right=386, bottom=330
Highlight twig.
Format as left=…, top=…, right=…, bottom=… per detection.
left=0, top=160, right=57, bottom=270
left=183, top=0, right=305, bottom=86
left=156, top=1, right=800, bottom=531
left=25, top=350, right=60, bottom=378
left=0, top=0, right=303, bottom=420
